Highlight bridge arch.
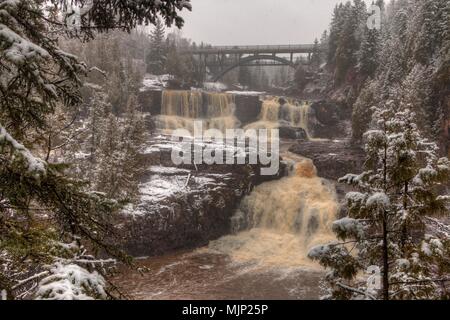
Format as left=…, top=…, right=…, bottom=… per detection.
left=212, top=55, right=298, bottom=82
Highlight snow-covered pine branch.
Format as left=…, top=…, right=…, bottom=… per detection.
left=35, top=262, right=108, bottom=300
left=0, top=124, right=47, bottom=177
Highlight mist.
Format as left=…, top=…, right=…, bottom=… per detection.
left=172, top=0, right=376, bottom=45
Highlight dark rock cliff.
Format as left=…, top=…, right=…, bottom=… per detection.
left=117, top=135, right=284, bottom=257
left=309, top=100, right=351, bottom=139
left=233, top=95, right=262, bottom=125
left=289, top=139, right=365, bottom=181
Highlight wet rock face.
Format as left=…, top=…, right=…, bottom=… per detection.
left=309, top=100, right=351, bottom=139
left=233, top=95, right=262, bottom=125
left=278, top=125, right=308, bottom=140
left=117, top=135, right=284, bottom=257
left=288, top=140, right=365, bottom=181
left=138, top=89, right=161, bottom=115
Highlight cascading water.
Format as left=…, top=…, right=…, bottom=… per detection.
left=155, top=90, right=240, bottom=132
left=154, top=91, right=331, bottom=267
left=207, top=153, right=337, bottom=267
left=244, top=97, right=312, bottom=137
left=204, top=92, right=239, bottom=131
left=114, top=90, right=335, bottom=298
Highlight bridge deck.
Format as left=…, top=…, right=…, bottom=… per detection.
left=182, top=44, right=316, bottom=55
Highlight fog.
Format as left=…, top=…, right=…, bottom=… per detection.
left=172, top=0, right=375, bottom=45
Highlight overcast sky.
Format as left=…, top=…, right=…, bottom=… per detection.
left=171, top=0, right=375, bottom=45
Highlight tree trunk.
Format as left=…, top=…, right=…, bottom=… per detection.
left=382, top=212, right=389, bottom=300
left=401, top=181, right=409, bottom=248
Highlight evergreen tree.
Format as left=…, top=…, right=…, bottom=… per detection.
left=146, top=18, right=167, bottom=75
left=327, top=4, right=344, bottom=67
left=352, top=0, right=449, bottom=150
left=319, top=30, right=329, bottom=65
left=310, top=38, right=322, bottom=68
left=334, top=1, right=367, bottom=84
left=0, top=0, right=191, bottom=300
left=95, top=96, right=146, bottom=202
left=357, top=26, right=380, bottom=79
left=310, top=99, right=450, bottom=300
left=351, top=79, right=381, bottom=142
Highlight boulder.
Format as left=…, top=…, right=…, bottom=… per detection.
left=278, top=124, right=308, bottom=140
left=233, top=95, right=262, bottom=125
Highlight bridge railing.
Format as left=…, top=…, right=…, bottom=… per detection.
left=181, top=44, right=317, bottom=54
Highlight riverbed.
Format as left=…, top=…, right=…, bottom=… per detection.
left=113, top=249, right=323, bottom=300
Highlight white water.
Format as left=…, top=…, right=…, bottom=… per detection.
left=206, top=153, right=337, bottom=268
left=116, top=93, right=337, bottom=297
left=155, top=91, right=313, bottom=137
left=244, top=97, right=311, bottom=134
left=152, top=90, right=337, bottom=268
left=155, top=90, right=240, bottom=132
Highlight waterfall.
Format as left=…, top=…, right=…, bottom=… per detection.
left=208, top=153, right=337, bottom=267
left=155, top=91, right=313, bottom=138
left=161, top=90, right=203, bottom=118
left=204, top=92, right=239, bottom=132
left=245, top=97, right=312, bottom=137
left=155, top=90, right=239, bottom=132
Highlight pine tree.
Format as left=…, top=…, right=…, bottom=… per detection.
left=327, top=4, right=344, bottom=67
left=310, top=38, right=322, bottom=68
left=333, top=1, right=368, bottom=84
left=95, top=95, right=146, bottom=202
left=351, top=0, right=449, bottom=154
left=351, top=79, right=381, bottom=142
left=357, top=26, right=380, bottom=79
left=412, top=0, right=439, bottom=65
left=309, top=99, right=450, bottom=300
left=0, top=0, right=191, bottom=300
left=319, top=30, right=329, bottom=65
left=146, top=18, right=167, bottom=75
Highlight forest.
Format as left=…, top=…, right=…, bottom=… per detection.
left=0, top=0, right=449, bottom=301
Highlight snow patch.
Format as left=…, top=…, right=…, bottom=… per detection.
left=226, top=90, right=265, bottom=96
left=203, top=82, right=227, bottom=92
left=140, top=74, right=173, bottom=91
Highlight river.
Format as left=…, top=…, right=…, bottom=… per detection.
left=113, top=91, right=337, bottom=300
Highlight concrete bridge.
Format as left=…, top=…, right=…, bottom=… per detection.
left=180, top=44, right=319, bottom=82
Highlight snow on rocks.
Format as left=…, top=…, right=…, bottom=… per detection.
left=226, top=90, right=265, bottom=96
left=140, top=74, right=173, bottom=91
left=203, top=82, right=228, bottom=92
left=118, top=134, right=283, bottom=257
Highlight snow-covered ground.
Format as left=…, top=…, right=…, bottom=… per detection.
left=203, top=82, right=228, bottom=92
left=226, top=90, right=266, bottom=96
left=122, top=135, right=246, bottom=217
left=140, top=74, right=173, bottom=91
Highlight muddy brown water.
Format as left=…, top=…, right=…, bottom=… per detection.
left=113, top=249, right=323, bottom=300
left=114, top=140, right=332, bottom=300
